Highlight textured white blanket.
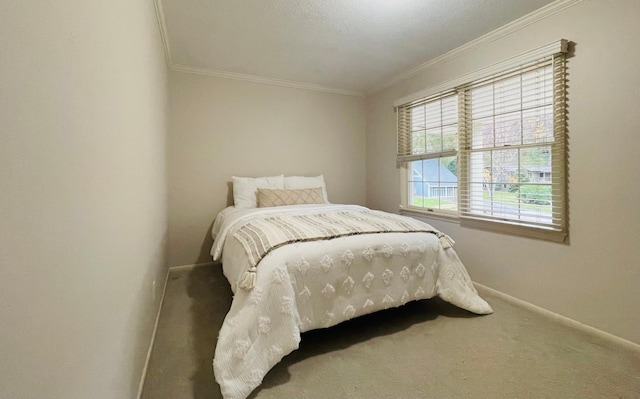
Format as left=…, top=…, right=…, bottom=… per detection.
left=211, top=204, right=493, bottom=399
left=232, top=208, right=454, bottom=290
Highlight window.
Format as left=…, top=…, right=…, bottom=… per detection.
left=396, top=40, right=568, bottom=242
left=399, top=92, right=459, bottom=212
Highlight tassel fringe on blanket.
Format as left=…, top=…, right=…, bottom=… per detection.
left=238, top=266, right=257, bottom=290
left=437, top=233, right=455, bottom=249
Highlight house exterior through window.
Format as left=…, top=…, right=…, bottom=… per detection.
left=396, top=40, right=568, bottom=242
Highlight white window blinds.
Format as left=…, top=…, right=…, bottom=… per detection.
left=396, top=40, right=568, bottom=241
left=398, top=92, right=460, bottom=211
left=459, top=53, right=567, bottom=240
left=396, top=90, right=457, bottom=166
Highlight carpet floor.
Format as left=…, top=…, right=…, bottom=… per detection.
left=141, top=265, right=640, bottom=399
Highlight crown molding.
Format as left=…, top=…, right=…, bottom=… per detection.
left=170, top=64, right=365, bottom=97
left=367, top=0, right=583, bottom=95
left=152, top=0, right=363, bottom=97
left=394, top=39, right=567, bottom=107
left=152, top=0, right=172, bottom=67
left=153, top=0, right=580, bottom=98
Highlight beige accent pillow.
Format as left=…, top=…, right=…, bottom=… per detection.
left=284, top=175, right=329, bottom=203
left=257, top=187, right=325, bottom=208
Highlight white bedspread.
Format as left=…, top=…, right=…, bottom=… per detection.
left=210, top=204, right=493, bottom=399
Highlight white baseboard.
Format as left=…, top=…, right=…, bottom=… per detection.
left=168, top=261, right=216, bottom=272
left=136, top=262, right=215, bottom=398
left=136, top=269, right=171, bottom=399
left=135, top=267, right=638, bottom=397
left=474, top=282, right=640, bottom=354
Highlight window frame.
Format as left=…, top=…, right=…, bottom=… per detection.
left=400, top=91, right=460, bottom=214
left=396, top=40, right=569, bottom=242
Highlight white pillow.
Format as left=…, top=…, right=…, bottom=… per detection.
left=232, top=175, right=285, bottom=208
left=284, top=175, right=329, bottom=203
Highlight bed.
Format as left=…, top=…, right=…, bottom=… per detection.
left=210, top=175, right=493, bottom=399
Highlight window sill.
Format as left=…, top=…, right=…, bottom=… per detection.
left=460, top=216, right=567, bottom=243
left=399, top=206, right=461, bottom=224
left=400, top=206, right=567, bottom=243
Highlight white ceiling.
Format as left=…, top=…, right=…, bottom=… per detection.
left=158, top=0, right=557, bottom=95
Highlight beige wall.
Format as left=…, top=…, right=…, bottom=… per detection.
left=167, top=71, right=366, bottom=267
left=2, top=3, right=636, bottom=398
left=0, top=1, right=168, bottom=398
left=366, top=0, right=640, bottom=344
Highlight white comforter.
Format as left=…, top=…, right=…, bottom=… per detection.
left=210, top=204, right=493, bottom=399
